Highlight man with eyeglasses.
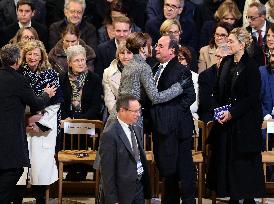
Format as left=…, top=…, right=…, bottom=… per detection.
left=0, top=0, right=47, bottom=48
left=151, top=34, right=196, bottom=204
left=246, top=2, right=274, bottom=66
left=99, top=94, right=151, bottom=204
left=145, top=0, right=198, bottom=50
left=49, top=0, right=97, bottom=50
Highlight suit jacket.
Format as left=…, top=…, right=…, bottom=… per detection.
left=145, top=15, right=199, bottom=50
left=259, top=65, right=274, bottom=118
left=49, top=19, right=97, bottom=50
left=1, top=21, right=48, bottom=48
left=246, top=20, right=274, bottom=67
left=0, top=0, right=46, bottom=28
left=208, top=53, right=263, bottom=153
left=60, top=70, right=103, bottom=120
left=95, top=39, right=116, bottom=78
left=197, top=64, right=217, bottom=122
left=0, top=65, right=50, bottom=169
left=99, top=119, right=151, bottom=204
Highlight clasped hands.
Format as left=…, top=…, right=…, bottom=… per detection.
left=218, top=111, right=232, bottom=124
left=44, top=84, right=57, bottom=98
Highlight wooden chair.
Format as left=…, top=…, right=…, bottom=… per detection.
left=58, top=119, right=104, bottom=204
left=192, top=119, right=207, bottom=204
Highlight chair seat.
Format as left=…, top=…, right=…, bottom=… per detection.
left=58, top=150, right=97, bottom=162
left=262, top=151, right=274, bottom=163
left=192, top=151, right=204, bottom=163
left=145, top=151, right=154, bottom=161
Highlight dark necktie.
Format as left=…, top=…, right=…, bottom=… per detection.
left=128, top=125, right=140, bottom=162
left=257, top=30, right=263, bottom=47
left=154, top=64, right=164, bottom=83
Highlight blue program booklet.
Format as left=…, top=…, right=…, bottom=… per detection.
left=214, top=104, right=231, bottom=120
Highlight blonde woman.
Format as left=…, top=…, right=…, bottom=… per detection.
left=15, top=40, right=62, bottom=204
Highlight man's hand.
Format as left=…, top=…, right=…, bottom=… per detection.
left=44, top=84, right=57, bottom=98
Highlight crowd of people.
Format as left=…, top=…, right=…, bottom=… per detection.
left=0, top=0, right=274, bottom=203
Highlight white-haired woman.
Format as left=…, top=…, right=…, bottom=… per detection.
left=207, top=27, right=265, bottom=204
left=59, top=44, right=103, bottom=180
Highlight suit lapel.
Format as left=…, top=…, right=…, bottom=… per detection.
left=115, top=120, right=136, bottom=160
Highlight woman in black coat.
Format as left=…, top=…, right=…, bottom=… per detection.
left=206, top=27, right=265, bottom=204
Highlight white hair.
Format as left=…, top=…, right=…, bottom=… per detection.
left=64, top=0, right=86, bottom=11
left=66, top=44, right=86, bottom=62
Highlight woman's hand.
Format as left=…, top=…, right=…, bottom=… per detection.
left=218, top=111, right=232, bottom=124
left=44, top=84, right=57, bottom=98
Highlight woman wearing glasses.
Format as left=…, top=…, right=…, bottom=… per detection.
left=207, top=27, right=265, bottom=204
left=198, top=22, right=233, bottom=73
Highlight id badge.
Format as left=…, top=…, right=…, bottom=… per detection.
left=137, top=160, right=144, bottom=175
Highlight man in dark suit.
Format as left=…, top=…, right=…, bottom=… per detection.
left=0, top=44, right=56, bottom=204
left=0, top=0, right=46, bottom=28
left=145, top=0, right=198, bottom=50
left=95, top=16, right=131, bottom=78
left=99, top=94, right=151, bottom=204
left=48, top=0, right=97, bottom=50
left=246, top=1, right=274, bottom=67
left=151, top=34, right=196, bottom=204
left=0, top=0, right=47, bottom=48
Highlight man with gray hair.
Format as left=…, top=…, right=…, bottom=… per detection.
left=0, top=44, right=56, bottom=204
left=246, top=1, right=274, bottom=66
left=49, top=0, right=97, bottom=50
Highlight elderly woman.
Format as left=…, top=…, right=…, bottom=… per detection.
left=207, top=27, right=265, bottom=204
left=103, top=42, right=133, bottom=113
left=48, top=23, right=96, bottom=74
left=15, top=40, right=62, bottom=204
left=159, top=19, right=198, bottom=72
left=10, top=27, right=39, bottom=44
left=198, top=22, right=233, bottom=73
left=200, top=1, right=242, bottom=47
left=59, top=44, right=103, bottom=180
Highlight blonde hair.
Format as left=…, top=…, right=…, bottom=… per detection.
left=160, top=19, right=182, bottom=35
left=21, top=40, right=51, bottom=72
left=230, top=27, right=253, bottom=48
left=116, top=41, right=131, bottom=59
left=214, top=1, right=242, bottom=22
left=10, top=27, right=39, bottom=44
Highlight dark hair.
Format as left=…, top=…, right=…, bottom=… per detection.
left=0, top=44, right=21, bottom=66
left=267, top=24, right=274, bottom=36
left=162, top=34, right=179, bottom=55
left=61, top=23, right=80, bottom=38
left=209, top=22, right=234, bottom=48
left=17, top=0, right=35, bottom=11
left=178, top=46, right=192, bottom=65
left=116, top=94, right=139, bottom=112
left=110, top=0, right=128, bottom=15
left=126, top=32, right=149, bottom=54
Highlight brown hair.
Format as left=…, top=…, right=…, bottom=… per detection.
left=112, top=16, right=132, bottom=28
left=209, top=22, right=234, bottom=48
left=21, top=40, right=51, bottom=72
left=178, top=46, right=192, bottom=65
left=10, top=27, right=39, bottom=44
left=126, top=32, right=150, bottom=54
left=61, top=23, right=80, bottom=39
left=17, top=0, right=35, bottom=11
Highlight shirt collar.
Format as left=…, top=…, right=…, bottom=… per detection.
left=117, top=116, right=130, bottom=129
left=160, top=60, right=170, bottom=69
left=18, top=21, right=32, bottom=28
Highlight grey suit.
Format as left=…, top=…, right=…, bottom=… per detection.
left=99, top=119, right=151, bottom=204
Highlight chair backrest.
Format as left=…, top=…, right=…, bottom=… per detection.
left=262, top=120, right=274, bottom=152
left=61, top=119, right=104, bottom=151
left=193, top=120, right=207, bottom=153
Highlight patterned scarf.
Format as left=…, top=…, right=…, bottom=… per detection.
left=68, top=68, right=88, bottom=112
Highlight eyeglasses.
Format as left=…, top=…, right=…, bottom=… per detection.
left=163, top=30, right=181, bottom=36
left=155, top=43, right=164, bottom=49
left=164, top=3, right=181, bottom=11
left=214, top=33, right=228, bottom=38
left=67, top=9, right=83, bottom=15
left=246, top=15, right=261, bottom=21
left=178, top=55, right=186, bottom=61
left=125, top=108, right=142, bottom=114
left=22, top=35, right=35, bottom=41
